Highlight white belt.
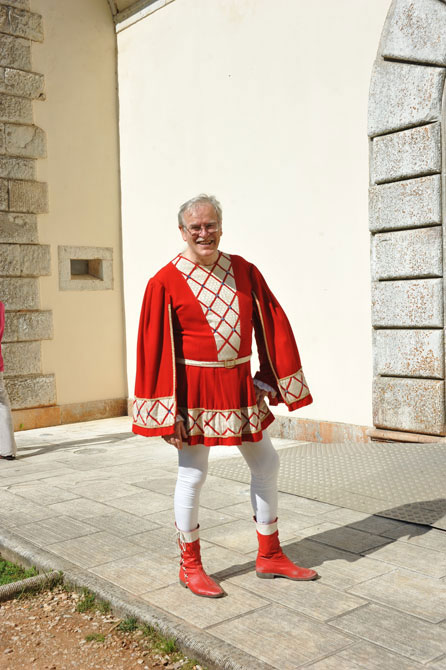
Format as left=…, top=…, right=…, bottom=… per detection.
left=176, top=354, right=251, bottom=369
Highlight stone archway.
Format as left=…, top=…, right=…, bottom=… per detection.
left=368, top=0, right=446, bottom=440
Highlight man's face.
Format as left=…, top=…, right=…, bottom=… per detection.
left=180, top=203, right=222, bottom=265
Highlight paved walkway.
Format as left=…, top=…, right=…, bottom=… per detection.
left=1, top=417, right=446, bottom=670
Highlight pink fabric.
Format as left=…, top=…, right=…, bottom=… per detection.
left=0, top=302, right=4, bottom=372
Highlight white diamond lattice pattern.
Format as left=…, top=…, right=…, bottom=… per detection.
left=173, top=253, right=241, bottom=360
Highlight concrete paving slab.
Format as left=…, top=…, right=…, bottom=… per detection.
left=428, top=656, right=446, bottom=669
left=9, top=516, right=98, bottom=545
left=294, top=522, right=391, bottom=554
left=106, top=490, right=172, bottom=515
left=364, top=539, right=446, bottom=578
left=331, top=603, right=446, bottom=663
left=48, top=497, right=116, bottom=520
left=91, top=510, right=161, bottom=536
left=90, top=553, right=177, bottom=595
left=141, top=581, right=268, bottom=629
left=144, top=506, right=237, bottom=530
left=306, top=640, right=423, bottom=669
left=4, top=481, right=79, bottom=505
left=348, top=569, right=446, bottom=622
left=46, top=531, right=144, bottom=568
left=226, top=570, right=366, bottom=621
left=210, top=603, right=353, bottom=669
left=281, top=538, right=396, bottom=591
left=1, top=417, right=444, bottom=670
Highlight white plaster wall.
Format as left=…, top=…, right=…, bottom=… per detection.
left=31, top=0, right=127, bottom=405
left=118, top=0, right=391, bottom=427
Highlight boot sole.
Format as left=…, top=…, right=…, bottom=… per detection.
left=179, top=579, right=225, bottom=598
left=256, top=571, right=318, bottom=581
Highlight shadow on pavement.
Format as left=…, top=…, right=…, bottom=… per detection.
left=210, top=498, right=446, bottom=583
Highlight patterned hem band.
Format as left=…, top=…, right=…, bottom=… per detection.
left=176, top=354, right=252, bottom=369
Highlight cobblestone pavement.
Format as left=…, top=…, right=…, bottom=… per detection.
left=1, top=417, right=446, bottom=669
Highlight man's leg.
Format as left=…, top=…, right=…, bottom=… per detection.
left=174, top=444, right=224, bottom=597
left=0, top=372, right=17, bottom=459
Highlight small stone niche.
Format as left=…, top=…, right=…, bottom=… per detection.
left=59, top=246, right=113, bottom=291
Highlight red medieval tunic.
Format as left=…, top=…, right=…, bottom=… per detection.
left=132, top=252, right=312, bottom=446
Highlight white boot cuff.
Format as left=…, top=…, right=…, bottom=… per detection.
left=256, top=519, right=278, bottom=536
left=177, top=526, right=199, bottom=543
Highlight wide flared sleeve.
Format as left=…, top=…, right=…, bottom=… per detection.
left=251, top=264, right=313, bottom=412
left=132, top=278, right=177, bottom=437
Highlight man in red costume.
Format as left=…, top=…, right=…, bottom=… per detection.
left=133, top=194, right=317, bottom=597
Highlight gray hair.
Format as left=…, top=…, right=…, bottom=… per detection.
left=178, top=194, right=222, bottom=228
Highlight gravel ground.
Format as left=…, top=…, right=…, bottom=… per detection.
left=0, top=585, right=204, bottom=670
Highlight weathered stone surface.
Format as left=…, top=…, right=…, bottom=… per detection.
left=382, top=0, right=446, bottom=66
left=368, top=60, right=445, bottom=137
left=369, top=175, right=441, bottom=232
left=0, top=276, right=39, bottom=309
left=0, top=34, right=31, bottom=70
left=0, top=242, right=49, bottom=276
left=9, top=179, right=48, bottom=213
left=0, top=155, right=34, bottom=179
left=373, top=377, right=445, bottom=435
left=0, top=241, right=18, bottom=274
left=0, top=67, right=44, bottom=99
left=0, top=6, right=43, bottom=42
left=0, top=177, right=7, bottom=209
left=2, top=340, right=41, bottom=375
left=4, top=123, right=46, bottom=158
left=20, top=243, right=50, bottom=276
left=371, top=227, right=442, bottom=280
left=371, top=123, right=441, bottom=184
left=0, top=211, right=37, bottom=242
left=371, top=279, right=443, bottom=328
left=5, top=374, right=56, bottom=409
left=373, top=329, right=444, bottom=379
left=0, top=1, right=30, bottom=9
left=0, top=92, right=32, bottom=123
left=0, top=123, right=4, bottom=152
left=2, top=309, right=52, bottom=342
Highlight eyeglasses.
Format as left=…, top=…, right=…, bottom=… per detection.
left=184, top=223, right=220, bottom=235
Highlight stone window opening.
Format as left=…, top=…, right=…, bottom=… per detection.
left=70, top=258, right=104, bottom=281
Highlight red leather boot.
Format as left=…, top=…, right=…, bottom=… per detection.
left=177, top=526, right=225, bottom=598
left=255, top=518, right=318, bottom=581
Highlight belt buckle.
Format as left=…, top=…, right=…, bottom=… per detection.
left=224, top=359, right=237, bottom=369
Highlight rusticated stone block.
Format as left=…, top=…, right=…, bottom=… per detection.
left=371, top=227, right=442, bottom=280
left=0, top=212, right=37, bottom=242
left=0, top=276, right=39, bottom=309
left=0, top=6, right=43, bottom=42
left=371, top=123, right=441, bottom=184
left=373, top=329, right=444, bottom=379
left=3, top=309, right=52, bottom=342
left=0, top=241, right=19, bottom=274
left=0, top=177, right=7, bottom=209
left=372, top=279, right=443, bottom=328
left=0, top=93, right=32, bottom=123
left=382, top=0, right=446, bottom=66
left=368, top=60, right=445, bottom=137
left=0, top=2, right=30, bottom=9
left=369, top=175, right=441, bottom=232
left=5, top=374, right=56, bottom=409
left=0, top=123, right=4, bottom=152
left=0, top=156, right=34, bottom=179
left=0, top=67, right=44, bottom=99
left=373, top=377, right=445, bottom=435
left=0, top=34, right=31, bottom=70
left=9, top=179, right=48, bottom=213
left=5, top=123, right=46, bottom=158
left=0, top=243, right=49, bottom=276
left=2, top=341, right=41, bottom=375
left=19, top=243, right=50, bottom=276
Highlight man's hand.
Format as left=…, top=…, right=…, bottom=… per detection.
left=162, top=420, right=187, bottom=450
left=255, top=386, right=268, bottom=406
